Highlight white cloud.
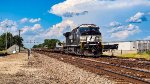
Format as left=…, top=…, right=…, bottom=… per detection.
left=62, top=11, right=88, bottom=17
left=0, top=19, right=18, bottom=35
left=109, top=24, right=140, bottom=39
left=22, top=26, right=30, bottom=34
left=50, top=0, right=150, bottom=17
left=127, top=12, right=147, bottom=23
left=144, top=36, right=150, bottom=40
left=29, top=18, right=41, bottom=23
left=0, top=19, right=43, bottom=48
left=21, top=24, right=42, bottom=34
left=22, top=20, right=76, bottom=45
left=20, top=18, right=28, bottom=23
left=20, top=18, right=41, bottom=23
left=44, top=20, right=76, bottom=40
left=109, top=21, right=122, bottom=27
left=49, top=0, right=150, bottom=41
left=31, top=24, right=41, bottom=31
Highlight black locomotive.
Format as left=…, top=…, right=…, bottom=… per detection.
left=63, top=24, right=103, bottom=56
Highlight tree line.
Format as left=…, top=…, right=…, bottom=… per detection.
left=33, top=39, right=61, bottom=49
left=0, top=32, right=24, bottom=51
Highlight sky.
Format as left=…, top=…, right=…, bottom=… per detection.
left=0, top=0, right=150, bottom=48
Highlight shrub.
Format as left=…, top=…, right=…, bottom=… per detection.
left=146, top=51, right=150, bottom=55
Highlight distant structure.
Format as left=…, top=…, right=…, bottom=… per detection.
left=7, top=44, right=26, bottom=54
left=103, top=40, right=150, bottom=53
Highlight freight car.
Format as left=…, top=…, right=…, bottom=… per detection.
left=63, top=24, right=103, bottom=57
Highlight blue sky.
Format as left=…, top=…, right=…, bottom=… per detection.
left=0, top=0, right=64, bottom=28
left=0, top=0, right=150, bottom=48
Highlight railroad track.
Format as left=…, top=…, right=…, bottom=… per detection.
left=78, top=58, right=150, bottom=84
left=33, top=50, right=150, bottom=84
left=81, top=58, right=150, bottom=76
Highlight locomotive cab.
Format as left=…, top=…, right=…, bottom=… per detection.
left=63, top=24, right=103, bottom=57
left=78, top=24, right=102, bottom=56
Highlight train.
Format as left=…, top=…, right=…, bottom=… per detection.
left=62, top=24, right=103, bottom=57
left=33, top=24, right=118, bottom=57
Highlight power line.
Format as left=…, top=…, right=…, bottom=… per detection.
left=23, top=40, right=40, bottom=44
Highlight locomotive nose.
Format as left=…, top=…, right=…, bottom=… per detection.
left=87, top=35, right=95, bottom=42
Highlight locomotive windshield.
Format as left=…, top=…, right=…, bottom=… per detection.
left=79, top=27, right=101, bottom=35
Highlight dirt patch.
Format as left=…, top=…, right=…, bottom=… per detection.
left=0, top=52, right=115, bottom=84
left=0, top=53, right=28, bottom=74
left=0, top=53, right=60, bottom=84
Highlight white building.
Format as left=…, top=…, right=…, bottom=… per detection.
left=7, top=44, right=26, bottom=54
left=7, top=44, right=19, bottom=54
left=103, top=40, right=150, bottom=53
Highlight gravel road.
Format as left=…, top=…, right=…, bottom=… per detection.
left=0, top=53, right=115, bottom=84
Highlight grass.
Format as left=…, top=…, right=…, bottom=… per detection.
left=120, top=52, right=150, bottom=60
left=0, top=50, right=7, bottom=55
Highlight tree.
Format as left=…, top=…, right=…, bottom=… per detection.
left=33, top=45, right=38, bottom=48
left=44, top=39, right=60, bottom=49
left=0, top=37, right=5, bottom=50
left=32, top=39, right=61, bottom=49
left=6, top=32, right=13, bottom=48
left=32, top=44, right=44, bottom=48
left=0, top=32, right=13, bottom=49
left=0, top=32, right=24, bottom=51
left=13, top=35, right=24, bottom=47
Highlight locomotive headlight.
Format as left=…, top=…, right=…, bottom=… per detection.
left=96, top=37, right=99, bottom=40
left=99, top=37, right=102, bottom=42
left=96, top=36, right=102, bottom=42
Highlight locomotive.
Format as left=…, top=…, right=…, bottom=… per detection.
left=63, top=24, right=103, bottom=56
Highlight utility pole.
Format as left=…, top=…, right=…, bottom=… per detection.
left=18, top=30, right=22, bottom=52
left=5, top=26, right=8, bottom=50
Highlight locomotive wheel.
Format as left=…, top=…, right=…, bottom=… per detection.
left=75, top=48, right=82, bottom=56
left=83, top=50, right=89, bottom=56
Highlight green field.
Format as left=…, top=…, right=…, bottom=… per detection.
left=0, top=50, right=7, bottom=55
left=120, top=52, right=150, bottom=60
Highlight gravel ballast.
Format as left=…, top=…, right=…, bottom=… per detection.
left=32, top=52, right=115, bottom=84
left=0, top=53, right=115, bottom=84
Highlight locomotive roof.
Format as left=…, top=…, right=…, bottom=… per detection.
left=78, top=24, right=98, bottom=28
left=63, top=24, right=99, bottom=37
left=63, top=32, right=71, bottom=37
